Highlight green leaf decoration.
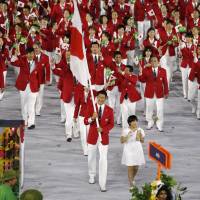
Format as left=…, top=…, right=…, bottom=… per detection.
left=178, top=26, right=186, bottom=33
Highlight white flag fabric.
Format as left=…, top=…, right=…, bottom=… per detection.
left=70, top=0, right=90, bottom=87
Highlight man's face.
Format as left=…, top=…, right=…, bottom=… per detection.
left=192, top=27, right=199, bottom=35
left=91, top=44, right=99, bottom=54
left=114, top=54, right=122, bottom=63
left=118, top=28, right=124, bottom=36
left=27, top=52, right=34, bottom=60
left=41, top=19, right=48, bottom=28
left=186, top=37, right=193, bottom=43
left=151, top=57, right=158, bottom=67
left=166, top=23, right=173, bottom=31
left=33, top=45, right=41, bottom=55
left=112, top=12, right=118, bottom=20
left=124, top=67, right=131, bottom=75
left=97, top=94, right=106, bottom=105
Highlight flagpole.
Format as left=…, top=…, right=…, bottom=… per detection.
left=72, top=0, right=102, bottom=141
left=83, top=40, right=102, bottom=142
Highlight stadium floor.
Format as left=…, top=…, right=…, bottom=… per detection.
left=0, top=68, right=200, bottom=200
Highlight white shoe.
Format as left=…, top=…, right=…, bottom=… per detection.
left=60, top=118, right=66, bottom=123
left=100, top=186, right=107, bottom=192
left=89, top=176, right=95, bottom=184
left=147, top=122, right=154, bottom=130
left=197, top=110, right=200, bottom=120
left=192, top=106, right=197, bottom=114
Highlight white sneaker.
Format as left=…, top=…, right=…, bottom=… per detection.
left=100, top=186, right=107, bottom=192
left=197, top=110, right=200, bottom=120
left=192, top=105, right=197, bottom=114
left=60, top=118, right=66, bottom=123
left=147, top=122, right=154, bottom=130
left=89, top=176, right=95, bottom=184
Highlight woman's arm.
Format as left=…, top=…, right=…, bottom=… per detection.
left=120, top=136, right=128, bottom=144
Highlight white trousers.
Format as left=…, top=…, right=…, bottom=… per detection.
left=78, top=116, right=88, bottom=155
left=137, top=20, right=151, bottom=45
left=121, top=99, right=136, bottom=129
left=126, top=50, right=135, bottom=66
left=140, top=82, right=146, bottom=114
left=35, top=84, right=45, bottom=115
left=160, top=55, right=176, bottom=87
left=19, top=84, right=38, bottom=126
left=44, top=50, right=59, bottom=83
left=0, top=71, right=7, bottom=100
left=188, top=80, right=199, bottom=114
left=60, top=99, right=66, bottom=121
left=88, top=142, right=108, bottom=189
left=180, top=67, right=191, bottom=98
left=197, top=90, right=200, bottom=118
left=64, top=98, right=75, bottom=137
left=107, top=86, right=121, bottom=124
left=146, top=97, right=164, bottom=130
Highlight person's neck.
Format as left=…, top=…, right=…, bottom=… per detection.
left=130, top=127, right=137, bottom=131
left=153, top=65, right=158, bottom=69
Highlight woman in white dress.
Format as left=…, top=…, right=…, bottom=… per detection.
left=120, top=115, right=145, bottom=187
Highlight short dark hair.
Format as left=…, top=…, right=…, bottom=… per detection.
left=143, top=47, right=152, bottom=57
left=26, top=47, right=34, bottom=54
left=126, top=65, right=133, bottom=72
left=185, top=32, right=193, bottom=38
left=114, top=51, right=122, bottom=58
left=165, top=19, right=174, bottom=25
left=127, top=115, right=138, bottom=126
left=97, top=90, right=107, bottom=97
left=91, top=41, right=99, bottom=48
left=117, top=24, right=125, bottom=30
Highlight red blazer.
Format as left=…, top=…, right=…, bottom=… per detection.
left=74, top=83, right=92, bottom=118
left=100, top=41, right=115, bottom=59
left=158, top=28, right=178, bottom=56
left=189, top=60, right=200, bottom=89
left=84, top=104, right=114, bottom=145
left=119, top=73, right=141, bottom=104
left=180, top=44, right=195, bottom=68
left=139, top=66, right=169, bottom=98
left=188, top=18, right=200, bottom=29
left=143, top=38, right=160, bottom=57
left=35, top=53, right=51, bottom=84
left=27, top=34, right=41, bottom=49
left=107, top=19, right=122, bottom=34
left=53, top=59, right=74, bottom=103
left=185, top=2, right=197, bottom=21
left=11, top=57, right=40, bottom=92
left=89, top=0, right=101, bottom=20
left=87, top=54, right=105, bottom=85
left=113, top=34, right=134, bottom=59
left=0, top=60, right=4, bottom=89
left=0, top=47, right=9, bottom=71
left=113, top=3, right=130, bottom=20
left=40, top=28, right=55, bottom=52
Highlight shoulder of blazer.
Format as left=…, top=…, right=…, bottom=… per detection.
left=104, top=104, right=113, bottom=113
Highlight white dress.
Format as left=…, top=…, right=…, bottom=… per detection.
left=121, top=128, right=145, bottom=166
